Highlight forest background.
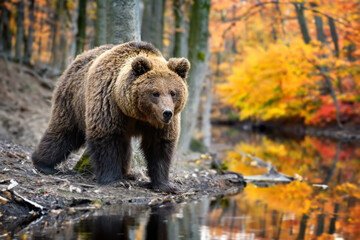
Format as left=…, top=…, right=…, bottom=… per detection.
left=0, top=0, right=359, bottom=153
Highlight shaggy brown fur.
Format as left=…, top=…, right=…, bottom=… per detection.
left=32, top=41, right=190, bottom=193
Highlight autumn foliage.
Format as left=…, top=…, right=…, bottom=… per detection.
left=222, top=135, right=360, bottom=239
left=211, top=0, right=360, bottom=127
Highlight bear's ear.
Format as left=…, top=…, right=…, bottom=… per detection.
left=131, top=56, right=153, bottom=75
left=167, top=58, right=190, bottom=79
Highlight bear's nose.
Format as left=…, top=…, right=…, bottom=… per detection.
left=163, top=110, right=173, bottom=121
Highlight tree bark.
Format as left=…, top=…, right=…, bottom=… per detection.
left=51, top=0, right=65, bottom=68
left=275, top=0, right=286, bottom=37
left=202, top=77, right=211, bottom=149
left=0, top=2, right=12, bottom=57
left=293, top=2, right=311, bottom=44
left=76, top=0, right=87, bottom=56
left=311, top=4, right=343, bottom=128
left=95, top=0, right=106, bottom=46
left=172, top=0, right=187, bottom=58
left=15, top=0, right=25, bottom=61
left=24, top=0, right=35, bottom=64
left=310, top=3, right=326, bottom=43
left=106, top=0, right=140, bottom=44
left=178, top=0, right=210, bottom=153
left=328, top=17, right=339, bottom=58
left=141, top=0, right=165, bottom=51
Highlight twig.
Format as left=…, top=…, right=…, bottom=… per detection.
left=11, top=190, right=45, bottom=210
left=0, top=195, right=9, bottom=203
left=23, top=69, right=53, bottom=89
left=220, top=1, right=348, bottom=25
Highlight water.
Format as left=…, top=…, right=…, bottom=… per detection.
left=19, top=127, right=360, bottom=239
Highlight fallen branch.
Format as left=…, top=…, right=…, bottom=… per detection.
left=23, top=69, right=53, bottom=90
left=11, top=190, right=45, bottom=210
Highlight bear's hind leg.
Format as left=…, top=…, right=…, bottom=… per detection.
left=32, top=125, right=85, bottom=174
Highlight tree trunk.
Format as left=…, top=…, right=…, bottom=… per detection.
left=275, top=0, right=286, bottom=37
left=15, top=0, right=25, bottom=61
left=51, top=0, right=65, bottom=68
left=76, top=0, right=87, bottom=56
left=311, top=4, right=343, bottom=128
left=24, top=0, right=35, bottom=64
left=178, top=0, right=210, bottom=153
left=172, top=0, right=187, bottom=58
left=297, top=214, right=309, bottom=240
left=328, top=17, right=339, bottom=58
left=293, top=3, right=311, bottom=44
left=0, top=2, right=12, bottom=57
left=37, top=8, right=44, bottom=61
left=106, top=0, right=140, bottom=44
left=202, top=77, right=211, bottom=149
left=141, top=0, right=165, bottom=51
left=256, top=0, right=265, bottom=46
left=95, top=0, right=106, bottom=46
left=310, top=3, right=326, bottom=43
left=67, top=0, right=79, bottom=67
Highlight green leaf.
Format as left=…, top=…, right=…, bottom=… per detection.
left=197, top=52, right=206, bottom=62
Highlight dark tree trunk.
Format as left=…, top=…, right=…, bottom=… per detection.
left=141, top=0, right=165, bottom=51
left=37, top=7, right=44, bottom=60
left=328, top=17, right=339, bottom=57
left=293, top=3, right=311, bottom=44
left=310, top=3, right=326, bottom=43
left=327, top=18, right=342, bottom=92
left=76, top=0, right=87, bottom=55
left=0, top=2, right=12, bottom=56
left=24, top=0, right=35, bottom=64
left=297, top=214, right=309, bottom=240
left=311, top=4, right=343, bottom=128
left=95, top=0, right=106, bottom=46
left=51, top=0, right=63, bottom=68
left=172, top=0, right=187, bottom=58
left=275, top=0, right=285, bottom=36
left=15, top=0, right=25, bottom=61
left=178, top=0, right=210, bottom=153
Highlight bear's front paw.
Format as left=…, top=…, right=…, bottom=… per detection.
left=33, top=162, right=58, bottom=175
left=152, top=183, right=179, bottom=194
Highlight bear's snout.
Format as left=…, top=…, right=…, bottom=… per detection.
left=162, top=109, right=173, bottom=123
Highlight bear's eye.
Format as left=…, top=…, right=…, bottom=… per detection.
left=170, top=91, right=176, bottom=97
left=153, top=92, right=160, bottom=97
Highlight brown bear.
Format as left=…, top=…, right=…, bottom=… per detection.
left=32, top=41, right=190, bottom=193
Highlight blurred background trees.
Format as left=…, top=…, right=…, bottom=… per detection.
left=0, top=0, right=359, bottom=153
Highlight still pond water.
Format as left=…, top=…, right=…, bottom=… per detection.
left=23, top=127, right=360, bottom=239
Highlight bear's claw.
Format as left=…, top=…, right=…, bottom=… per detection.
left=152, top=183, right=179, bottom=194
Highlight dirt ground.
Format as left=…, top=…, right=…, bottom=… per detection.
left=0, top=62, right=245, bottom=237
left=0, top=139, right=244, bottom=235
left=0, top=61, right=52, bottom=146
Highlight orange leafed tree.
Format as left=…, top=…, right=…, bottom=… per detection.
left=211, top=0, right=360, bottom=127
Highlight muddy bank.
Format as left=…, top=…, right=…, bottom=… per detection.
left=0, top=140, right=244, bottom=237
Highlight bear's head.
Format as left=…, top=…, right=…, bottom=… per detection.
left=115, top=55, right=190, bottom=128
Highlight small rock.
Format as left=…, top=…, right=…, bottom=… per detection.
left=148, top=198, right=161, bottom=206
left=69, top=185, right=82, bottom=193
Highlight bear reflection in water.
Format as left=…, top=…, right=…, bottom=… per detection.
left=75, top=206, right=173, bottom=240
